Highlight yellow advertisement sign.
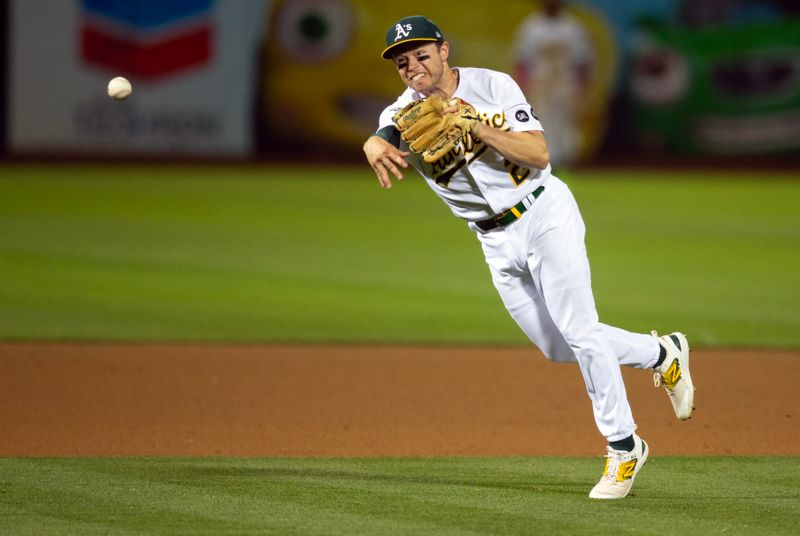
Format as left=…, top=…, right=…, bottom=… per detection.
left=260, top=1, right=616, bottom=163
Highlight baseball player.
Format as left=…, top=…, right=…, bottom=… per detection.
left=363, top=16, right=696, bottom=500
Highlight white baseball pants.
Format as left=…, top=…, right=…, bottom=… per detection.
left=471, top=177, right=659, bottom=441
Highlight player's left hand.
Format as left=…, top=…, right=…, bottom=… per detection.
left=363, top=135, right=410, bottom=189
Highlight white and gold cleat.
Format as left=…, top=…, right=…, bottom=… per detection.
left=653, top=331, right=695, bottom=420
left=589, top=434, right=649, bottom=500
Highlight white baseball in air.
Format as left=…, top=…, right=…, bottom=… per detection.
left=107, top=76, right=132, bottom=100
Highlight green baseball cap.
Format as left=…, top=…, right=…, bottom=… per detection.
left=381, top=16, right=444, bottom=59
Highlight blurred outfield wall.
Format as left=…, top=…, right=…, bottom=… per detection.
left=7, top=0, right=269, bottom=156
left=5, top=0, right=800, bottom=161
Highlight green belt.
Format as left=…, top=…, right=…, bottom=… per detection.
left=475, top=185, right=545, bottom=231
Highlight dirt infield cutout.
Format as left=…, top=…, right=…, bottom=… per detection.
left=1, top=343, right=797, bottom=456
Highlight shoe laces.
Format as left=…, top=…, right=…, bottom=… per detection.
left=651, top=330, right=664, bottom=389
left=654, top=371, right=679, bottom=396
left=602, top=446, right=622, bottom=480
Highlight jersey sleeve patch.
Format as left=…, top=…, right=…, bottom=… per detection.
left=507, top=104, right=543, bottom=132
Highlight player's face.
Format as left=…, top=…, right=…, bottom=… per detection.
left=392, top=42, right=449, bottom=93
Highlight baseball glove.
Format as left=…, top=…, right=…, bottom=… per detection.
left=393, top=95, right=478, bottom=163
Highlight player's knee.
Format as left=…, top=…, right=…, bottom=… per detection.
left=540, top=344, right=576, bottom=363
left=527, top=333, right=576, bottom=363
left=555, top=322, right=603, bottom=354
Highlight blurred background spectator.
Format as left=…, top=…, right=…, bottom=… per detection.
left=512, top=0, right=595, bottom=168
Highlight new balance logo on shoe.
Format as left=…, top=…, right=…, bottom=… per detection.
left=617, top=459, right=637, bottom=481
left=662, top=360, right=682, bottom=389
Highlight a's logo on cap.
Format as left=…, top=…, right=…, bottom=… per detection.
left=515, top=110, right=530, bottom=122
left=394, top=23, right=411, bottom=42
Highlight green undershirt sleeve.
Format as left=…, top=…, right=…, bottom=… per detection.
left=374, top=126, right=401, bottom=148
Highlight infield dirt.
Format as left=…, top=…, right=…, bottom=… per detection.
left=1, top=343, right=797, bottom=456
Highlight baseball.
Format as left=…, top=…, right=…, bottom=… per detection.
left=107, top=76, right=132, bottom=100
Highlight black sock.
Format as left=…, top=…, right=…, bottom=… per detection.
left=609, top=435, right=635, bottom=452
left=653, top=342, right=666, bottom=368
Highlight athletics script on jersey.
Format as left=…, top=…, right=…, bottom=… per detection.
left=430, top=110, right=532, bottom=188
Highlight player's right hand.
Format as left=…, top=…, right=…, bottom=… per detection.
left=363, top=136, right=410, bottom=189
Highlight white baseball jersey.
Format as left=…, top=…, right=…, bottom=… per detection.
left=378, top=67, right=551, bottom=221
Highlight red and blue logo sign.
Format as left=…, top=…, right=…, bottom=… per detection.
left=80, top=0, right=215, bottom=80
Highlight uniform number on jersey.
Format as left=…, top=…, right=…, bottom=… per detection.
left=504, top=159, right=531, bottom=186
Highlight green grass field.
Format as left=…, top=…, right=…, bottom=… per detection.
left=2, top=457, right=799, bottom=535
left=0, top=164, right=798, bottom=346
left=2, top=164, right=799, bottom=534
